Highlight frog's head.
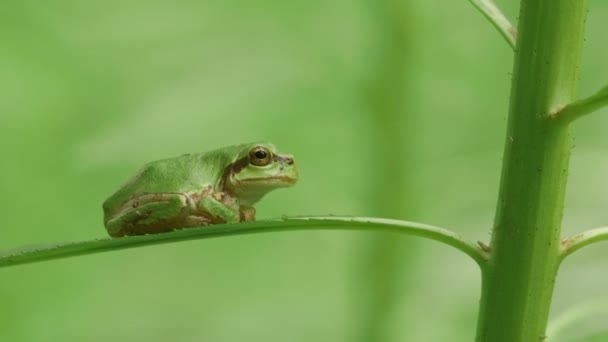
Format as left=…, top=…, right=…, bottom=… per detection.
left=222, top=142, right=298, bottom=206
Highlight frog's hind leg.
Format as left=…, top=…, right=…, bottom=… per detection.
left=105, top=193, right=207, bottom=237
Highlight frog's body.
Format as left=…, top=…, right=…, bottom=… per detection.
left=103, top=142, right=297, bottom=237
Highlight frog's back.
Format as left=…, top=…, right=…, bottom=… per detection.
left=103, top=148, right=239, bottom=213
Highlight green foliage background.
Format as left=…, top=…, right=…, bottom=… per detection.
left=1, top=1, right=606, bottom=341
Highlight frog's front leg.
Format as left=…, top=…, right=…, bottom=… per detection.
left=240, top=206, right=256, bottom=222
left=198, top=191, right=241, bottom=224
left=106, top=193, right=192, bottom=237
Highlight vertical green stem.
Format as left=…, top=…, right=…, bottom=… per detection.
left=476, top=0, right=588, bottom=341
left=357, top=0, right=415, bottom=341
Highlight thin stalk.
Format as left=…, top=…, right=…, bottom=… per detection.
left=357, top=0, right=417, bottom=340
left=476, top=0, right=588, bottom=341
left=560, top=226, right=608, bottom=262
left=469, top=0, right=517, bottom=48
left=552, top=84, right=608, bottom=123
left=546, top=297, right=608, bottom=340
left=0, top=216, right=487, bottom=269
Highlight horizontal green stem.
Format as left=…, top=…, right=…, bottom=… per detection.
left=0, top=216, right=487, bottom=269
left=469, top=0, right=517, bottom=49
left=560, top=226, right=608, bottom=262
left=552, top=84, right=608, bottom=123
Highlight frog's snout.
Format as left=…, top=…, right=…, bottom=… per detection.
left=276, top=153, right=298, bottom=184
left=276, top=154, right=295, bottom=166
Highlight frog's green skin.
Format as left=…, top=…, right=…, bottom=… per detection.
left=102, top=142, right=297, bottom=237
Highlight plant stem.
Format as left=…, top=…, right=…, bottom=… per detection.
left=546, top=297, right=608, bottom=340
left=475, top=0, right=588, bottom=341
left=357, top=0, right=416, bottom=340
left=552, top=84, right=608, bottom=123
left=560, top=226, right=608, bottom=262
left=0, top=216, right=486, bottom=269
left=469, top=0, right=517, bottom=49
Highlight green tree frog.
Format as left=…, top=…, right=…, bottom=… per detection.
left=102, top=142, right=298, bottom=237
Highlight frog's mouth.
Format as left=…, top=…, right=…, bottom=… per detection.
left=241, top=175, right=297, bottom=185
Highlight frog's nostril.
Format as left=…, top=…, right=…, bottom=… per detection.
left=284, top=157, right=294, bottom=165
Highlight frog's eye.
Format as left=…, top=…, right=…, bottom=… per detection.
left=249, top=147, right=272, bottom=166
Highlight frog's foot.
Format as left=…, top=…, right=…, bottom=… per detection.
left=106, top=193, right=210, bottom=237
left=240, top=206, right=256, bottom=222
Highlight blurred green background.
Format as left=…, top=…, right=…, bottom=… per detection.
left=1, top=1, right=607, bottom=341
